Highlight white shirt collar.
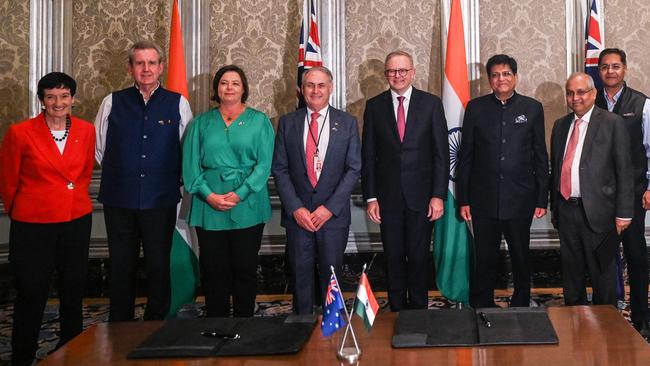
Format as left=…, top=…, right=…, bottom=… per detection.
left=306, top=105, right=330, bottom=119
left=575, top=104, right=595, bottom=123
left=390, top=86, right=413, bottom=101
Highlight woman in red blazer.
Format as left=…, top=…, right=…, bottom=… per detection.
left=0, top=72, right=95, bottom=365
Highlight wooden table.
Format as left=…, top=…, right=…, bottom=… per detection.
left=41, top=305, right=650, bottom=365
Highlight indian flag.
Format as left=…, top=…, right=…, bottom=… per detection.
left=433, top=0, right=472, bottom=304
left=353, top=272, right=379, bottom=331
left=167, top=0, right=200, bottom=317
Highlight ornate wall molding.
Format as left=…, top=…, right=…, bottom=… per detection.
left=28, top=0, right=71, bottom=117
left=319, top=0, right=346, bottom=110
left=566, top=0, right=605, bottom=78
left=180, top=0, right=211, bottom=115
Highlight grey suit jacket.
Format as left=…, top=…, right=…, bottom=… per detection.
left=272, top=106, right=361, bottom=229
left=550, top=106, right=633, bottom=233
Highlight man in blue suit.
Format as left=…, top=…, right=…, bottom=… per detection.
left=272, top=66, right=362, bottom=314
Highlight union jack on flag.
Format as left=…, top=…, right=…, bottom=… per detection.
left=321, top=272, right=346, bottom=336
left=297, top=0, right=323, bottom=108
left=584, top=0, right=603, bottom=89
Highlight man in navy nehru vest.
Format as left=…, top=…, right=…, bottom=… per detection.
left=95, top=40, right=192, bottom=321
left=596, top=48, right=650, bottom=338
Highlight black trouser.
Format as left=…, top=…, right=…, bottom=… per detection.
left=104, top=205, right=176, bottom=321
left=557, top=198, right=618, bottom=307
left=621, top=195, right=649, bottom=322
left=470, top=214, right=533, bottom=308
left=286, top=225, right=349, bottom=314
left=9, top=214, right=91, bottom=366
left=380, top=206, right=434, bottom=311
left=195, top=224, right=264, bottom=317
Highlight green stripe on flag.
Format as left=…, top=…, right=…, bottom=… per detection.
left=434, top=190, right=472, bottom=303
left=168, top=229, right=200, bottom=317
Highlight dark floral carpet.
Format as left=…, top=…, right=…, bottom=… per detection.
left=0, top=291, right=638, bottom=364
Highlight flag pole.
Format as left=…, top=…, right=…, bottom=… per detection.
left=331, top=265, right=361, bottom=362
left=339, top=263, right=366, bottom=352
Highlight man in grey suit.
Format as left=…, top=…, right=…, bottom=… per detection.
left=272, top=66, right=361, bottom=314
left=550, top=72, right=633, bottom=307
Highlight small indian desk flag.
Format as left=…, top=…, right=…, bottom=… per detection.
left=353, top=272, right=379, bottom=331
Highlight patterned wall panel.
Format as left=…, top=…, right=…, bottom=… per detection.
left=71, top=1, right=171, bottom=122
left=480, top=0, right=567, bottom=147
left=210, top=0, right=301, bottom=123
left=0, top=0, right=29, bottom=139
left=606, top=0, right=650, bottom=94
left=345, top=0, right=441, bottom=129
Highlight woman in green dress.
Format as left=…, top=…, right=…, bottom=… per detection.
left=182, top=65, right=274, bottom=317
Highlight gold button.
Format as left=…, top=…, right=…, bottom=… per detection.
left=67, top=182, right=75, bottom=190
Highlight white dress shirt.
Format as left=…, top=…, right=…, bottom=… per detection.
left=367, top=87, right=413, bottom=203
left=563, top=106, right=594, bottom=198
left=390, top=86, right=413, bottom=123
left=303, top=105, right=331, bottom=178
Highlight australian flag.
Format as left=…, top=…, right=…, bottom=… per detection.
left=321, top=272, right=346, bottom=337
left=584, top=0, right=603, bottom=89
left=297, top=0, right=323, bottom=108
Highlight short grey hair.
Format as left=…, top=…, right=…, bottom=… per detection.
left=566, top=72, right=595, bottom=90
left=385, top=50, right=414, bottom=67
left=301, top=66, right=333, bottom=85
left=128, top=40, right=164, bottom=65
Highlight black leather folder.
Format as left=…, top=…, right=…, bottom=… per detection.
left=128, top=314, right=317, bottom=359
left=392, top=307, right=558, bottom=348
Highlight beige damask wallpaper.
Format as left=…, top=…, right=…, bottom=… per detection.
left=606, top=0, right=650, bottom=94
left=345, top=0, right=442, bottom=129
left=0, top=0, right=29, bottom=137
left=480, top=0, right=567, bottom=148
left=210, top=0, right=302, bottom=122
left=72, top=0, right=171, bottom=122
left=2, top=0, right=650, bottom=140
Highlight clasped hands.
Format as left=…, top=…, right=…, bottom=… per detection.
left=206, top=192, right=241, bottom=211
left=293, top=205, right=333, bottom=232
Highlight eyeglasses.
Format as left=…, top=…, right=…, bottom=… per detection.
left=490, top=71, right=514, bottom=79
left=384, top=68, right=412, bottom=77
left=598, top=63, right=623, bottom=71
left=566, top=88, right=593, bottom=97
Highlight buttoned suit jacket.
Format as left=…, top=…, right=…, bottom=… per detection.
left=550, top=106, right=634, bottom=233
left=361, top=88, right=449, bottom=212
left=0, top=113, right=95, bottom=223
left=272, top=106, right=361, bottom=229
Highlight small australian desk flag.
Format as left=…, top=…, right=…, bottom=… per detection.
left=321, top=272, right=346, bottom=336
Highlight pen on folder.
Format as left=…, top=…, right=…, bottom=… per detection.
left=478, top=312, right=492, bottom=328
left=200, top=331, right=240, bottom=340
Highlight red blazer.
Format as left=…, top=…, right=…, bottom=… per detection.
left=0, top=113, right=95, bottom=223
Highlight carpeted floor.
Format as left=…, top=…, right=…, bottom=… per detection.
left=0, top=289, right=640, bottom=364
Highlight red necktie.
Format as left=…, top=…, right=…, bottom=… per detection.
left=560, top=118, right=583, bottom=200
left=306, top=112, right=319, bottom=187
left=397, top=96, right=406, bottom=141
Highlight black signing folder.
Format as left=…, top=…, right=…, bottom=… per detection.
left=128, top=314, right=317, bottom=359
left=392, top=307, right=558, bottom=348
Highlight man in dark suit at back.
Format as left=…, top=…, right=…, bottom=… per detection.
left=272, top=66, right=361, bottom=314
left=362, top=50, right=449, bottom=311
left=456, top=54, right=549, bottom=308
left=550, top=72, right=633, bottom=307
left=595, top=48, right=650, bottom=337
